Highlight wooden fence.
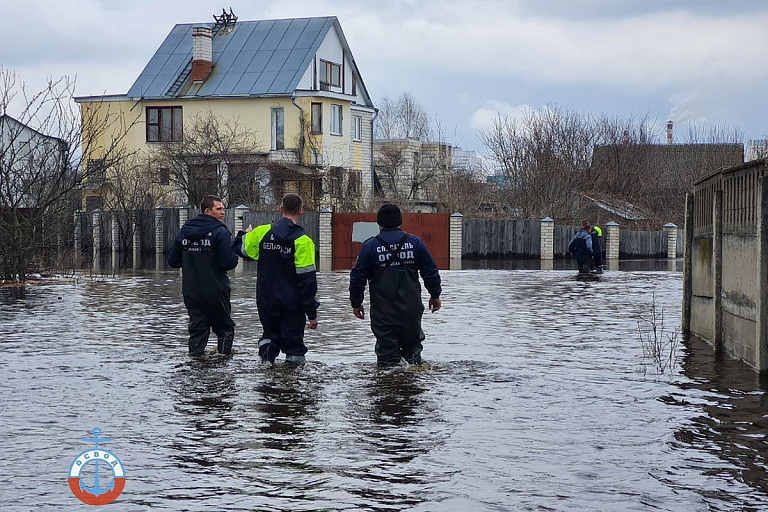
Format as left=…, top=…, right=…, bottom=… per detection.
left=462, top=219, right=540, bottom=258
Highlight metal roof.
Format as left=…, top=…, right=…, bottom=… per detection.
left=126, top=17, right=336, bottom=100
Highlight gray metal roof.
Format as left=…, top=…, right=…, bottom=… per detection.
left=126, top=17, right=336, bottom=99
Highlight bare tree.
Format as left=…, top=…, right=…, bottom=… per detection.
left=149, top=110, right=264, bottom=207
left=480, top=105, right=595, bottom=220
left=374, top=92, right=431, bottom=141
left=0, top=69, right=134, bottom=281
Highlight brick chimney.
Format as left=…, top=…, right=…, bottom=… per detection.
left=191, top=26, right=213, bottom=84
left=666, top=120, right=674, bottom=144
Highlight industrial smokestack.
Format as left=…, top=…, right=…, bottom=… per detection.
left=666, top=120, right=674, bottom=144
left=191, top=26, right=213, bottom=84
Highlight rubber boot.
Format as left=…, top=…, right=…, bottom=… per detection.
left=217, top=329, right=234, bottom=355
left=259, top=339, right=280, bottom=365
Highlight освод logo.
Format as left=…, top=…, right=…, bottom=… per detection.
left=68, top=427, right=126, bottom=505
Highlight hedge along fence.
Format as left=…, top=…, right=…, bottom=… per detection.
left=462, top=219, right=541, bottom=258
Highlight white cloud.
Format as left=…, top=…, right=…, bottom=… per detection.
left=470, top=101, right=532, bottom=131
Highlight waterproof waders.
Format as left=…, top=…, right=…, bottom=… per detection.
left=369, top=234, right=426, bottom=366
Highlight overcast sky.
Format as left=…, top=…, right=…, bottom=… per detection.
left=2, top=0, right=767, bottom=152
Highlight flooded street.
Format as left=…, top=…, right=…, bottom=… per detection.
left=2, top=266, right=768, bottom=511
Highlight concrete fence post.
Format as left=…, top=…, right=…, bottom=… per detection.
left=318, top=208, right=333, bottom=272
left=450, top=213, right=464, bottom=270
left=713, top=190, right=723, bottom=354
left=73, top=210, right=82, bottom=258
left=234, top=205, right=249, bottom=273
left=756, top=177, right=768, bottom=371
left=682, top=194, right=694, bottom=333
left=132, top=211, right=141, bottom=270
left=111, top=213, right=120, bottom=269
left=664, top=223, right=678, bottom=259
left=235, top=204, right=249, bottom=233
left=540, top=217, right=554, bottom=261
left=178, top=206, right=189, bottom=230
left=154, top=207, right=164, bottom=255
left=92, top=210, right=101, bottom=272
left=604, top=221, right=620, bottom=262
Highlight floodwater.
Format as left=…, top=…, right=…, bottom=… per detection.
left=1, top=264, right=767, bottom=511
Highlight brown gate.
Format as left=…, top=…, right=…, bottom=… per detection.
left=332, top=213, right=450, bottom=270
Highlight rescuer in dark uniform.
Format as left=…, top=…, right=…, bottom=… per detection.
left=232, top=193, right=319, bottom=365
left=349, top=204, right=442, bottom=367
left=590, top=224, right=603, bottom=273
left=568, top=219, right=594, bottom=274
left=169, top=195, right=239, bottom=356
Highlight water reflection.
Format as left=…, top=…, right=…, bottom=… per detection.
left=663, top=334, right=768, bottom=508
left=6, top=269, right=768, bottom=511
left=169, top=358, right=238, bottom=469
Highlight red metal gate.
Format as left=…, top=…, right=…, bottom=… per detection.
left=332, top=213, right=450, bottom=270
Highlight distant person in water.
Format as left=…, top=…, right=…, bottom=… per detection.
left=169, top=195, right=239, bottom=356
left=349, top=204, right=442, bottom=367
left=590, top=224, right=603, bottom=274
left=568, top=219, right=594, bottom=274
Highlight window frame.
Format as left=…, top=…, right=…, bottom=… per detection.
left=146, top=106, right=183, bottom=143
left=320, top=59, right=341, bottom=88
left=271, top=107, right=285, bottom=151
left=311, top=102, right=323, bottom=134
left=330, top=104, right=343, bottom=136
left=352, top=115, right=362, bottom=142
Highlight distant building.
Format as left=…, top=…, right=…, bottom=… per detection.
left=746, top=139, right=768, bottom=161
left=0, top=114, right=69, bottom=208
left=589, top=142, right=743, bottom=225
left=452, top=148, right=482, bottom=173
left=373, top=138, right=453, bottom=209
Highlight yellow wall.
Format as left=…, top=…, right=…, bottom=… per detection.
left=80, top=95, right=354, bottom=164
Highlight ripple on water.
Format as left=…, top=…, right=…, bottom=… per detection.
left=1, top=269, right=767, bottom=510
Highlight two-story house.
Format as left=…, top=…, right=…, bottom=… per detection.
left=75, top=13, right=375, bottom=210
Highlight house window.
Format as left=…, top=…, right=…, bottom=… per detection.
left=271, top=107, right=284, bottom=150
left=311, top=103, right=323, bottom=134
left=146, top=107, right=182, bottom=142
left=87, top=159, right=106, bottom=185
left=320, top=60, right=341, bottom=88
left=158, top=167, right=170, bottom=186
left=352, top=116, right=362, bottom=142
left=352, top=77, right=356, bottom=96
left=330, top=104, right=342, bottom=136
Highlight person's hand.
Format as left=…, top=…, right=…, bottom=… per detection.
left=308, top=318, right=318, bottom=329
left=353, top=306, right=365, bottom=319
left=245, top=224, right=253, bottom=233
left=429, top=297, right=441, bottom=313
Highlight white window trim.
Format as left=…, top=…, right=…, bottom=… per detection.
left=352, top=115, right=362, bottom=142
left=330, top=104, right=343, bottom=136
left=271, top=107, right=284, bottom=150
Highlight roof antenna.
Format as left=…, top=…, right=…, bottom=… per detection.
left=213, top=7, right=237, bottom=35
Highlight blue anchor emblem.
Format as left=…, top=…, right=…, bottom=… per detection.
left=79, top=427, right=115, bottom=496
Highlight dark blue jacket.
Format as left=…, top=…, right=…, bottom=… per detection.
left=168, top=214, right=238, bottom=298
left=349, top=228, right=441, bottom=308
left=232, top=217, right=319, bottom=320
left=568, top=230, right=594, bottom=265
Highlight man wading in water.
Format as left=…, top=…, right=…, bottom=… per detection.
left=349, top=204, right=442, bottom=367
left=169, top=195, right=239, bottom=356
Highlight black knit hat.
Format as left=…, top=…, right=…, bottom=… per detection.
left=377, top=204, right=402, bottom=227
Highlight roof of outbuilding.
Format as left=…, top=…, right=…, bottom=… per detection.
left=126, top=16, right=350, bottom=100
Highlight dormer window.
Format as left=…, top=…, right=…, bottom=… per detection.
left=320, top=59, right=341, bottom=88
